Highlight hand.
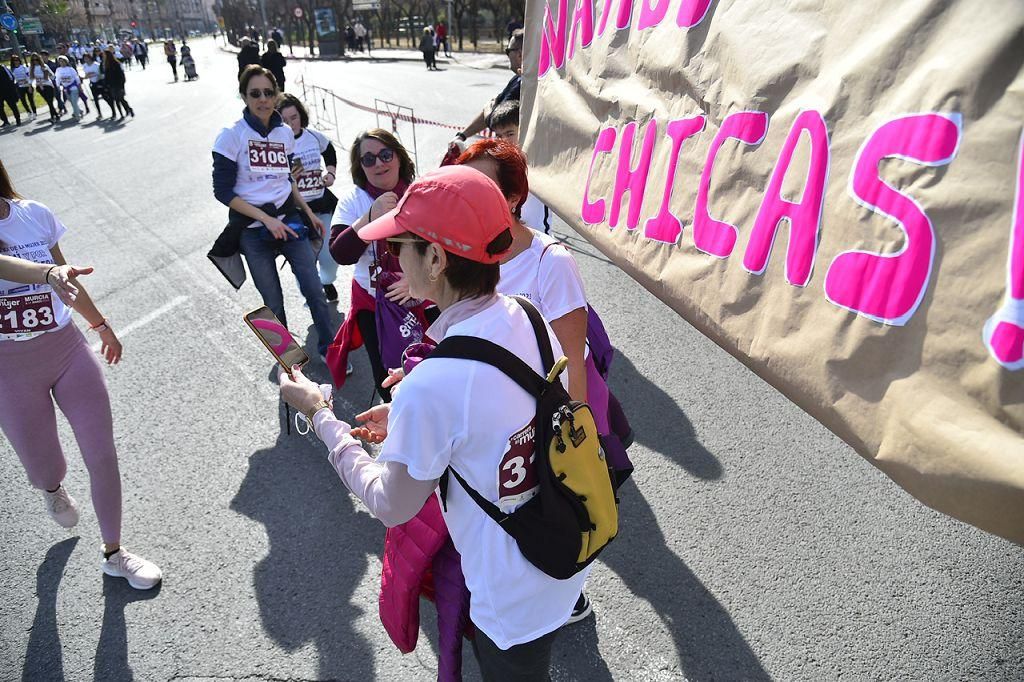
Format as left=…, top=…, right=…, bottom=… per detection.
left=322, top=171, right=335, bottom=188
left=98, top=326, right=122, bottom=365
left=381, top=367, right=405, bottom=389
left=278, top=365, right=324, bottom=415
left=369, top=192, right=398, bottom=221
left=47, top=264, right=93, bottom=306
left=309, top=213, right=325, bottom=237
left=264, top=216, right=299, bottom=240
left=448, top=136, right=466, bottom=155
left=350, top=403, right=390, bottom=444
left=384, top=274, right=413, bottom=304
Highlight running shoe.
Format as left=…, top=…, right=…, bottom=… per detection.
left=42, top=485, right=79, bottom=528
left=565, top=592, right=593, bottom=625
left=323, top=283, right=338, bottom=302
left=102, top=548, right=162, bottom=590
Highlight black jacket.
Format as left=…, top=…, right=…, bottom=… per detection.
left=237, top=45, right=261, bottom=76
left=260, top=52, right=286, bottom=86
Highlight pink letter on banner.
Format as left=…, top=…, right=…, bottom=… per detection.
left=644, top=115, right=706, bottom=244
left=983, top=131, right=1024, bottom=370
left=581, top=126, right=618, bottom=225
left=824, top=113, right=962, bottom=326
left=677, top=0, right=714, bottom=28
left=610, top=120, right=658, bottom=231
left=693, top=111, right=769, bottom=258
left=567, top=0, right=595, bottom=60
left=597, top=0, right=632, bottom=36
left=538, top=0, right=569, bottom=77
left=743, top=110, right=829, bottom=286
left=637, top=0, right=671, bottom=31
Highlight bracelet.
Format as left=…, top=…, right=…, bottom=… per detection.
left=325, top=171, right=335, bottom=178
left=89, top=318, right=109, bottom=332
left=455, top=132, right=467, bottom=141
left=44, top=265, right=57, bottom=285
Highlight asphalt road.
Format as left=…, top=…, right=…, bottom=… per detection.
left=0, top=37, right=1021, bottom=682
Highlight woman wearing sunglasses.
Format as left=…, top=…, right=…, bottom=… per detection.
left=326, top=128, right=420, bottom=399
left=211, top=65, right=335, bottom=361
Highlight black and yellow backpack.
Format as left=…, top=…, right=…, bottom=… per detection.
left=434, top=296, right=619, bottom=580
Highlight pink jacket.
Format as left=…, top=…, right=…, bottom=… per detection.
left=379, top=494, right=473, bottom=681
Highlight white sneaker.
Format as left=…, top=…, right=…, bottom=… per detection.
left=43, top=486, right=79, bottom=528
left=102, top=548, right=162, bottom=590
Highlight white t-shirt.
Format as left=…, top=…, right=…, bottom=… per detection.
left=498, top=230, right=587, bottom=322
left=82, top=62, right=102, bottom=83
left=0, top=200, right=73, bottom=342
left=520, top=193, right=550, bottom=234
left=378, top=295, right=589, bottom=649
left=30, top=65, right=52, bottom=88
left=54, top=66, right=80, bottom=89
left=330, top=186, right=376, bottom=293
left=292, top=128, right=330, bottom=203
left=12, top=65, right=30, bottom=87
left=212, top=115, right=295, bottom=217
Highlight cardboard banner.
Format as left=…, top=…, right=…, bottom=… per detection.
left=520, top=0, right=1024, bottom=543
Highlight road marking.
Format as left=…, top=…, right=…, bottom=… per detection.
left=91, top=295, right=189, bottom=351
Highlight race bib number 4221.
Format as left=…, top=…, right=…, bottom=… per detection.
left=0, top=293, right=57, bottom=335
left=247, top=140, right=289, bottom=173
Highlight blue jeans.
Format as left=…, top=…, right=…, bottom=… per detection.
left=239, top=225, right=335, bottom=356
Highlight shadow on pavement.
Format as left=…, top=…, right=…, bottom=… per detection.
left=608, top=350, right=723, bottom=480
left=22, top=537, right=79, bottom=682
left=230, top=408, right=385, bottom=680
left=93, top=575, right=162, bottom=681
left=602, top=480, right=769, bottom=680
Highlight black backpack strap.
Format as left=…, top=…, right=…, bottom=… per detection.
left=430, top=335, right=548, bottom=398
left=440, top=466, right=509, bottom=524
left=511, top=296, right=555, bottom=372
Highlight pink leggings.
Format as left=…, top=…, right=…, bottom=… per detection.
left=0, top=324, right=122, bottom=544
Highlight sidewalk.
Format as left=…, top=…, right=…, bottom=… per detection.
left=218, top=41, right=508, bottom=70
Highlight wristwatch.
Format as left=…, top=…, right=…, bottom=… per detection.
left=305, top=399, right=332, bottom=424
left=455, top=132, right=467, bottom=141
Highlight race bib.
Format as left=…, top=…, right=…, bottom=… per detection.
left=296, top=169, right=325, bottom=201
left=0, top=293, right=58, bottom=335
left=247, top=140, right=289, bottom=173
left=498, top=418, right=540, bottom=510
left=58, top=74, right=75, bottom=87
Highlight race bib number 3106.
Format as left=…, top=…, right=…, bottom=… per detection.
left=247, top=140, right=289, bottom=173
left=0, top=293, right=57, bottom=335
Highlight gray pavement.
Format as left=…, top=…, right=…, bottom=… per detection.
left=0, top=37, right=1021, bottom=682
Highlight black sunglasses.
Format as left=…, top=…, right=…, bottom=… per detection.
left=247, top=88, right=276, bottom=100
left=360, top=148, right=396, bottom=167
left=385, top=237, right=426, bottom=257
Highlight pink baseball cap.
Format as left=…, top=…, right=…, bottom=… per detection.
left=359, top=165, right=513, bottom=264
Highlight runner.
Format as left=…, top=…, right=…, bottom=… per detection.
left=81, top=54, right=112, bottom=119
left=326, top=128, right=418, bottom=398
left=277, top=93, right=340, bottom=302
left=102, top=49, right=134, bottom=119
left=53, top=56, right=83, bottom=120
left=28, top=54, right=59, bottom=123
left=280, top=165, right=594, bottom=678
left=0, top=160, right=162, bottom=590
left=164, top=40, right=178, bottom=82
left=210, top=65, right=336, bottom=361
left=132, top=39, right=148, bottom=70
left=9, top=55, right=36, bottom=119
left=259, top=40, right=286, bottom=92
left=0, top=61, right=20, bottom=127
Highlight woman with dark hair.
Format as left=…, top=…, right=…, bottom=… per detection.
left=278, top=93, right=341, bottom=302
left=80, top=53, right=111, bottom=119
left=0, top=159, right=162, bottom=590
left=326, top=128, right=418, bottom=397
left=28, top=53, right=59, bottom=123
left=260, top=40, right=286, bottom=92
left=210, top=65, right=335, bottom=361
left=280, top=165, right=594, bottom=678
left=102, top=49, right=134, bottom=119
left=9, top=55, right=36, bottom=119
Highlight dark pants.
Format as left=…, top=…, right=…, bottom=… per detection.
left=239, top=226, right=335, bottom=357
left=0, top=95, right=20, bottom=125
left=168, top=56, right=178, bottom=80
left=37, top=85, right=58, bottom=119
left=471, top=627, right=558, bottom=682
left=355, top=309, right=391, bottom=402
left=18, top=86, right=36, bottom=113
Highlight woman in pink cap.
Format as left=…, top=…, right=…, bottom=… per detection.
left=281, top=165, right=594, bottom=679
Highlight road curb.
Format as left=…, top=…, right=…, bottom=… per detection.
left=218, top=45, right=506, bottom=70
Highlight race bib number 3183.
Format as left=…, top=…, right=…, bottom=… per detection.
left=247, top=140, right=289, bottom=173
left=0, top=293, right=57, bottom=335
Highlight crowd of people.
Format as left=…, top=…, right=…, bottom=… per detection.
left=1, top=23, right=629, bottom=680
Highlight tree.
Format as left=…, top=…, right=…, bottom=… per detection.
left=35, top=0, right=85, bottom=40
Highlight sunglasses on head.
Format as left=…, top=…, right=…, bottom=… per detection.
left=360, top=148, right=396, bottom=167
left=248, top=88, right=276, bottom=99
left=385, top=237, right=426, bottom=257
